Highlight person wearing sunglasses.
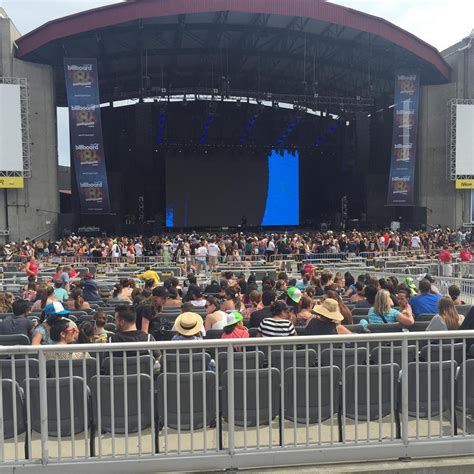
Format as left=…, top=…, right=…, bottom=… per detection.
left=257, top=300, right=296, bottom=338
left=44, top=318, right=88, bottom=360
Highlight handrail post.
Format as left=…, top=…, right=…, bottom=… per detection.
left=227, top=345, right=235, bottom=456
left=38, top=350, right=49, bottom=464
left=401, top=336, right=409, bottom=448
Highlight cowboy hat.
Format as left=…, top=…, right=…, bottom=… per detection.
left=312, top=298, right=343, bottom=322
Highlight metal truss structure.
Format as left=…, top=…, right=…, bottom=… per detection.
left=22, top=12, right=445, bottom=114
left=448, top=98, right=474, bottom=181
left=0, top=77, right=31, bottom=178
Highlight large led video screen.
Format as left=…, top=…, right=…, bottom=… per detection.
left=0, top=84, right=23, bottom=173
left=166, top=149, right=299, bottom=227
left=456, top=104, right=474, bottom=176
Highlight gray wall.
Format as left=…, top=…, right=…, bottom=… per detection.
left=0, top=15, right=59, bottom=242
left=417, top=82, right=461, bottom=228
left=416, top=33, right=474, bottom=229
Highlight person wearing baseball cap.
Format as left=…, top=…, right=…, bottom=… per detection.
left=31, top=302, right=71, bottom=346
left=284, top=286, right=302, bottom=322
left=82, top=272, right=102, bottom=302
left=305, top=298, right=352, bottom=336
left=221, top=311, right=249, bottom=350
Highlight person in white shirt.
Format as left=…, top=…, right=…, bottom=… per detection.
left=195, top=239, right=208, bottom=274
left=266, top=238, right=276, bottom=258
left=207, top=240, right=220, bottom=271
left=411, top=233, right=421, bottom=250
left=111, top=241, right=120, bottom=259
left=134, top=240, right=143, bottom=258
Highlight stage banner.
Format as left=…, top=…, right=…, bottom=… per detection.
left=64, top=58, right=111, bottom=214
left=386, top=72, right=420, bottom=206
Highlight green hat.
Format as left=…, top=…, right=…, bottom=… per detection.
left=287, top=287, right=302, bottom=303
left=403, top=277, right=418, bottom=294
left=224, top=311, right=243, bottom=327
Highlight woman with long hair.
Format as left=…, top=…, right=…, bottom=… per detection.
left=368, top=289, right=414, bottom=327
left=65, top=287, right=91, bottom=310
left=426, top=297, right=464, bottom=331
left=31, top=285, right=56, bottom=312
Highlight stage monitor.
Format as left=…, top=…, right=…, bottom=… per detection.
left=455, top=104, right=474, bottom=176
left=166, top=148, right=299, bottom=227
left=0, top=84, right=23, bottom=173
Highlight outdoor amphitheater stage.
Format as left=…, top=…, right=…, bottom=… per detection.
left=14, top=0, right=451, bottom=235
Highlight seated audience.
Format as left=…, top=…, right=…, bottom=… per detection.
left=257, top=301, right=296, bottom=337
left=172, top=312, right=204, bottom=341
left=250, top=290, right=276, bottom=328
left=305, top=298, right=352, bottom=335
left=44, top=317, right=84, bottom=360
left=426, top=297, right=464, bottom=331
left=32, top=302, right=71, bottom=345
left=448, top=284, right=465, bottom=305
left=368, top=289, right=414, bottom=327
left=221, top=311, right=249, bottom=350
left=409, top=279, right=442, bottom=316
left=204, top=296, right=227, bottom=330
left=82, top=272, right=102, bottom=302
left=0, top=298, right=35, bottom=339
left=65, top=287, right=90, bottom=310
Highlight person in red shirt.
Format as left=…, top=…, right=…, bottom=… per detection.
left=221, top=311, right=249, bottom=351
left=25, top=256, right=39, bottom=279
left=68, top=265, right=79, bottom=279
left=460, top=245, right=472, bottom=262
left=302, top=263, right=315, bottom=278
left=438, top=245, right=453, bottom=277
left=52, top=265, right=62, bottom=281
left=459, top=245, right=472, bottom=278
left=439, top=245, right=452, bottom=263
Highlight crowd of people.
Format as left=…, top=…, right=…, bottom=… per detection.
left=0, top=261, right=472, bottom=360
left=0, top=226, right=472, bottom=266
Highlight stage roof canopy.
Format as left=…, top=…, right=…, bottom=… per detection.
left=16, top=0, right=450, bottom=109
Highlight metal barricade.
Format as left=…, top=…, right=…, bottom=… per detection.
left=0, top=331, right=474, bottom=472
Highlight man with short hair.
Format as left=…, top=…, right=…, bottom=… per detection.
left=109, top=305, right=157, bottom=356
left=207, top=239, right=220, bottom=271
left=250, top=290, right=276, bottom=328
left=195, top=239, right=208, bottom=275
left=0, top=299, right=35, bottom=339
left=53, top=279, right=68, bottom=303
left=82, top=272, right=102, bottom=302
left=409, top=279, right=442, bottom=316
left=354, top=284, right=377, bottom=309
left=152, top=286, right=169, bottom=307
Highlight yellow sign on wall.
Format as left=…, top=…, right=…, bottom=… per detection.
left=0, top=177, right=24, bottom=188
left=456, top=179, right=474, bottom=189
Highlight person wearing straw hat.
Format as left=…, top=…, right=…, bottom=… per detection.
left=305, top=298, right=352, bottom=336
left=172, top=312, right=204, bottom=341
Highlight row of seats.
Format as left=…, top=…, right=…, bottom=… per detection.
left=0, top=343, right=468, bottom=386
left=2, top=359, right=473, bottom=454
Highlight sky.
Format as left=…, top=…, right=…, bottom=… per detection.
left=1, top=0, right=473, bottom=166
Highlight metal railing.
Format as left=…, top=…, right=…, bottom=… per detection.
left=374, top=269, right=474, bottom=305
left=0, top=331, right=473, bottom=472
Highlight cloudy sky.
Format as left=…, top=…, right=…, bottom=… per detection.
left=1, top=0, right=473, bottom=165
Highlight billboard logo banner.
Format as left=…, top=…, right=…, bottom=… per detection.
left=64, top=58, right=111, bottom=214
left=387, top=72, right=420, bottom=206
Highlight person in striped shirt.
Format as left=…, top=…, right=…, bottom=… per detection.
left=257, top=300, right=297, bottom=338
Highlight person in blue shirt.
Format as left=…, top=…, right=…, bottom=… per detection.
left=368, top=289, right=414, bottom=327
left=408, top=279, right=442, bottom=317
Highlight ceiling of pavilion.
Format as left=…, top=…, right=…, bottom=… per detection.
left=15, top=0, right=450, bottom=111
